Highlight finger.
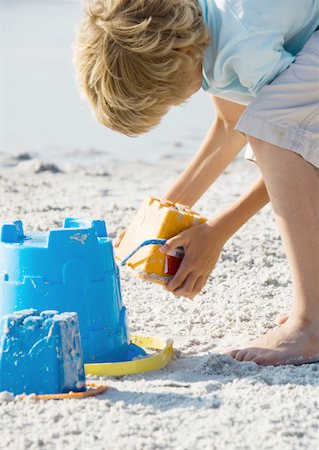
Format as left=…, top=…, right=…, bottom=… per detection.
left=160, top=234, right=186, bottom=254
left=193, top=276, right=206, bottom=295
left=173, top=273, right=198, bottom=299
left=165, top=260, right=192, bottom=292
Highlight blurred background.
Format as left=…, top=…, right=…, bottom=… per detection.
left=0, top=0, right=214, bottom=164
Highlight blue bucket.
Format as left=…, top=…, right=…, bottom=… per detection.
left=0, top=218, right=146, bottom=363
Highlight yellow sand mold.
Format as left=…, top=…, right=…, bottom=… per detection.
left=115, top=197, right=206, bottom=284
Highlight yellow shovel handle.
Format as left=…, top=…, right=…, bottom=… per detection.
left=84, top=335, right=174, bottom=377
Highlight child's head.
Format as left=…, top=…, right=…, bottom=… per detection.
left=74, top=0, right=209, bottom=136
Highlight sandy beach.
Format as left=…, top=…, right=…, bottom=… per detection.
left=1, top=1, right=319, bottom=449
left=1, top=152, right=319, bottom=450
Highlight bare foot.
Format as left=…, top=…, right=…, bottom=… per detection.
left=228, top=318, right=319, bottom=366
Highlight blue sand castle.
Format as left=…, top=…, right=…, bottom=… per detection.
left=0, top=309, right=86, bottom=395
left=0, top=219, right=146, bottom=364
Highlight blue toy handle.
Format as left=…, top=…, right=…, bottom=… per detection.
left=119, top=239, right=167, bottom=267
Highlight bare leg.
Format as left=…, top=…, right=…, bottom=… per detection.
left=229, top=138, right=319, bottom=365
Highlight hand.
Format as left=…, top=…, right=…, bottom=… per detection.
left=114, top=228, right=126, bottom=247
left=160, top=220, right=227, bottom=299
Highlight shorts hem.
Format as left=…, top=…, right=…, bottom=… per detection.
left=236, top=113, right=319, bottom=169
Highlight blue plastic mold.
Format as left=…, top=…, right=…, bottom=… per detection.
left=0, top=219, right=146, bottom=363
left=0, top=309, right=86, bottom=395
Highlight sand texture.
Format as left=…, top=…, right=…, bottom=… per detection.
left=0, top=154, right=319, bottom=450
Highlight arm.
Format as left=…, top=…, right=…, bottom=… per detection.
left=208, top=175, right=269, bottom=242
left=160, top=99, right=271, bottom=298
left=162, top=175, right=269, bottom=298
left=115, top=96, right=251, bottom=248
left=116, top=97, right=270, bottom=264
left=163, top=96, right=247, bottom=206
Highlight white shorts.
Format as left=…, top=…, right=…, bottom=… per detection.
left=236, top=30, right=319, bottom=169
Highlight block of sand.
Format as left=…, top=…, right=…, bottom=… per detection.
left=115, top=197, right=206, bottom=284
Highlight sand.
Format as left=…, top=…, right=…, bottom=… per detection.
left=1, top=151, right=319, bottom=450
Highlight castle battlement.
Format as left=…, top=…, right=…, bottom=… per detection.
left=0, top=218, right=145, bottom=364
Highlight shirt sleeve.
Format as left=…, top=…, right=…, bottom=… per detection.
left=231, top=31, right=295, bottom=96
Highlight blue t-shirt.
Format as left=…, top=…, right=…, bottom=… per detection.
left=198, top=0, right=319, bottom=104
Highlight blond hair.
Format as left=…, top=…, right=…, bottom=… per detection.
left=74, top=0, right=209, bottom=136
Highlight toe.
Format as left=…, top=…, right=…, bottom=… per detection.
left=251, top=354, right=273, bottom=366
left=228, top=348, right=240, bottom=358
left=232, top=349, right=249, bottom=362
left=243, top=351, right=257, bottom=362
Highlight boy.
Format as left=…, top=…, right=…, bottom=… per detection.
left=74, top=0, right=319, bottom=366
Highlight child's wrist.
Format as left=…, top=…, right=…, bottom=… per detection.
left=206, top=213, right=237, bottom=243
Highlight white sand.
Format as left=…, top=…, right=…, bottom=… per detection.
left=1, top=153, right=319, bottom=450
